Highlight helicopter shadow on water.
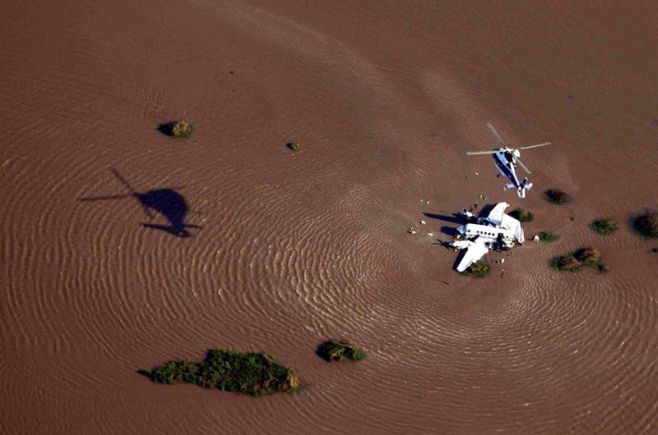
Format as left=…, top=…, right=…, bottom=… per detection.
left=78, top=168, right=201, bottom=238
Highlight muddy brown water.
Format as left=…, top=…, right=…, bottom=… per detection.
left=1, top=1, right=657, bottom=434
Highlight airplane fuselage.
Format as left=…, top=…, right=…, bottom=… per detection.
left=457, top=223, right=518, bottom=248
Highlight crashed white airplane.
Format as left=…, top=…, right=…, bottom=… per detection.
left=450, top=202, right=524, bottom=272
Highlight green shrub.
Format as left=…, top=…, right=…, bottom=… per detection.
left=287, top=142, right=301, bottom=152
left=509, top=208, right=534, bottom=222
left=573, top=247, right=602, bottom=267
left=461, top=260, right=491, bottom=278
left=550, top=247, right=605, bottom=272
left=147, top=360, right=198, bottom=384
left=140, top=349, right=301, bottom=396
left=159, top=120, right=193, bottom=138
left=544, top=189, right=572, bottom=205
left=631, top=210, right=658, bottom=238
left=316, top=340, right=365, bottom=362
left=538, top=231, right=559, bottom=242
left=591, top=218, right=618, bottom=235
left=550, top=254, right=581, bottom=272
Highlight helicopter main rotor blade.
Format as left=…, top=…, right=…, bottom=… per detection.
left=516, top=158, right=531, bottom=175
left=466, top=150, right=498, bottom=156
left=487, top=123, right=507, bottom=147
left=518, top=142, right=551, bottom=150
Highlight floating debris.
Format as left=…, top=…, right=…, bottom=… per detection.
left=420, top=220, right=427, bottom=225
left=427, top=232, right=434, bottom=237
left=408, top=227, right=418, bottom=234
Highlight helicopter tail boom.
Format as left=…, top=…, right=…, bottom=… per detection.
left=517, top=178, right=532, bottom=198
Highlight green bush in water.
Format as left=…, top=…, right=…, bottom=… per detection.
left=140, top=348, right=301, bottom=396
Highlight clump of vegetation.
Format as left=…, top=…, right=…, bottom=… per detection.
left=287, top=142, right=301, bottom=152
left=316, top=340, right=365, bottom=362
left=159, top=120, right=193, bottom=138
left=591, top=218, right=618, bottom=235
left=544, top=189, right=572, bottom=205
left=509, top=208, right=534, bottom=222
left=460, top=260, right=491, bottom=278
left=139, top=348, right=301, bottom=396
left=631, top=210, right=658, bottom=238
left=550, top=247, right=605, bottom=272
left=550, top=254, right=581, bottom=272
left=573, top=247, right=602, bottom=267
left=538, top=231, right=559, bottom=242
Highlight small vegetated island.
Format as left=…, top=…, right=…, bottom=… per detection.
left=139, top=348, right=301, bottom=396
left=460, top=259, right=491, bottom=278
left=591, top=217, right=618, bottom=235
left=631, top=210, right=658, bottom=238
left=316, top=340, right=365, bottom=362
left=158, top=120, right=193, bottom=138
left=286, top=141, right=301, bottom=152
left=509, top=207, right=534, bottom=222
left=537, top=231, right=559, bottom=242
left=550, top=247, right=606, bottom=273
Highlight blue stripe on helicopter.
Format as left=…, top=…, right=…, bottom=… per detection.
left=494, top=155, right=518, bottom=185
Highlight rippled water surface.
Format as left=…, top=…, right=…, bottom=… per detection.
left=1, top=1, right=657, bottom=434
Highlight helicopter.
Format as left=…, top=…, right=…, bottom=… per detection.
left=466, top=123, right=551, bottom=198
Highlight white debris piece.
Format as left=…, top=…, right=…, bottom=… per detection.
left=420, top=220, right=427, bottom=225
left=533, top=235, right=540, bottom=242
left=408, top=227, right=418, bottom=234
left=427, top=232, right=434, bottom=236
left=475, top=172, right=479, bottom=176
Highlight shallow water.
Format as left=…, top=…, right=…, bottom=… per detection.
left=1, top=1, right=657, bottom=434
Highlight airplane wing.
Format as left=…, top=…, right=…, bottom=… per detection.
left=485, top=202, right=509, bottom=225
left=453, top=239, right=490, bottom=272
